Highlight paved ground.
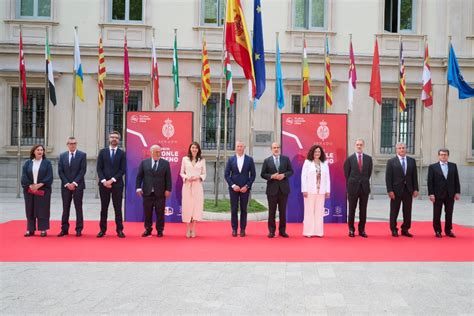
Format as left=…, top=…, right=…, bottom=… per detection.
left=1, top=193, right=473, bottom=315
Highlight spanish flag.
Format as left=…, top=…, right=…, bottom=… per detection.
left=225, top=0, right=255, bottom=98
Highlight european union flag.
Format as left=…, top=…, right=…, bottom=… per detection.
left=275, top=36, right=285, bottom=110
left=253, top=0, right=266, bottom=101
left=448, top=44, right=474, bottom=99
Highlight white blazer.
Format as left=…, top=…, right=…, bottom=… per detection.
left=301, top=159, right=331, bottom=194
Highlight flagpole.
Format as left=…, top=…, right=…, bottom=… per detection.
left=223, top=94, right=228, bottom=201
left=123, top=28, right=128, bottom=150
left=396, top=35, right=402, bottom=144
left=301, top=33, right=305, bottom=112
left=174, top=28, right=177, bottom=112
left=44, top=26, right=50, bottom=148
left=324, top=33, right=328, bottom=113
left=151, top=28, right=155, bottom=110
left=214, top=3, right=227, bottom=204
left=347, top=33, right=352, bottom=154
left=274, top=32, right=279, bottom=143
left=418, top=35, right=427, bottom=200
left=96, top=27, right=103, bottom=199
left=370, top=34, right=377, bottom=200
left=248, top=31, right=254, bottom=159
left=71, top=26, right=78, bottom=137
left=16, top=26, right=24, bottom=198
left=444, top=36, right=452, bottom=147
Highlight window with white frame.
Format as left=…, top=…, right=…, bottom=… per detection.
left=202, top=0, right=225, bottom=26
left=110, top=0, right=143, bottom=22
left=11, top=88, right=45, bottom=146
left=17, top=0, right=51, bottom=19
left=292, top=95, right=325, bottom=113
left=293, top=0, right=326, bottom=30
left=384, top=0, right=415, bottom=33
left=380, top=98, right=416, bottom=154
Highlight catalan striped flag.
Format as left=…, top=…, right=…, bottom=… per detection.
left=302, top=39, right=310, bottom=108
left=325, top=36, right=332, bottom=108
left=98, top=35, right=106, bottom=108
left=201, top=37, right=211, bottom=106
left=421, top=42, right=432, bottom=108
left=45, top=32, right=56, bottom=105
left=399, top=41, right=406, bottom=112
left=74, top=28, right=84, bottom=102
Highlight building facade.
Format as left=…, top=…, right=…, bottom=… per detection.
left=0, top=0, right=473, bottom=196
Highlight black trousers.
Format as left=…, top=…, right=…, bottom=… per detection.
left=347, top=189, right=369, bottom=233
left=267, top=191, right=288, bottom=234
left=24, top=189, right=51, bottom=232
left=433, top=196, right=455, bottom=233
left=143, top=193, right=166, bottom=232
left=229, top=189, right=250, bottom=231
left=60, top=187, right=84, bottom=232
left=389, top=188, right=413, bottom=232
left=99, top=185, right=124, bottom=233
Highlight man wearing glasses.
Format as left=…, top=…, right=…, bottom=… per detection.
left=57, top=137, right=87, bottom=237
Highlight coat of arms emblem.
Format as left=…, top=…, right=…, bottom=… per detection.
left=317, top=120, right=330, bottom=141
left=162, top=118, right=175, bottom=139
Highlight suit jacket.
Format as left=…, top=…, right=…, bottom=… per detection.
left=136, top=158, right=172, bottom=196
left=224, top=155, right=256, bottom=190
left=260, top=155, right=293, bottom=195
left=301, top=160, right=331, bottom=194
left=58, top=150, right=87, bottom=190
left=385, top=155, right=418, bottom=196
left=96, top=147, right=126, bottom=188
left=427, top=162, right=460, bottom=199
left=21, top=159, right=54, bottom=191
left=343, top=153, right=373, bottom=195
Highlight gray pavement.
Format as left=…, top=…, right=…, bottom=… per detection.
left=1, top=194, right=473, bottom=315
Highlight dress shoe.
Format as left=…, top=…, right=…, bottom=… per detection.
left=117, top=231, right=126, bottom=238
left=142, top=230, right=152, bottom=237
left=446, top=231, right=456, bottom=238
left=279, top=232, right=289, bottom=238
left=40, top=231, right=47, bottom=237
left=240, top=230, right=246, bottom=237
left=348, top=231, right=355, bottom=238
left=268, top=232, right=275, bottom=238
left=191, top=230, right=196, bottom=238
left=359, top=232, right=368, bottom=238
left=232, top=230, right=238, bottom=237
left=96, top=231, right=105, bottom=238
left=401, top=230, right=413, bottom=238
left=57, top=231, right=68, bottom=237
left=435, top=231, right=442, bottom=238
left=391, top=230, right=399, bottom=237
left=24, top=231, right=34, bottom=237
left=76, top=231, right=82, bottom=237
left=157, top=231, right=163, bottom=238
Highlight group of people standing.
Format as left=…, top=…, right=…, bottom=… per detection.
left=21, top=131, right=461, bottom=239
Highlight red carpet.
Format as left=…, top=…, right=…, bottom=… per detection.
left=1, top=220, right=473, bottom=262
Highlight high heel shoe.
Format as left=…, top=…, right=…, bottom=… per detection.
left=191, top=230, right=196, bottom=238
left=186, top=228, right=191, bottom=238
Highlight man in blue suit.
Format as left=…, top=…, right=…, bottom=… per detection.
left=225, top=141, right=256, bottom=237
left=58, top=137, right=87, bottom=237
left=96, top=131, right=126, bottom=238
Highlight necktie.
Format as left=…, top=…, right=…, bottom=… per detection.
left=401, top=157, right=406, bottom=175
left=69, top=152, right=74, bottom=166
left=275, top=156, right=280, bottom=170
left=111, top=149, right=115, bottom=162
left=357, top=154, right=362, bottom=172
left=153, top=160, right=158, bottom=172
left=442, top=163, right=448, bottom=179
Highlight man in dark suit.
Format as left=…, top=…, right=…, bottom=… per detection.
left=427, top=148, right=461, bottom=238
left=225, top=141, right=256, bottom=237
left=96, top=131, right=126, bottom=238
left=136, top=144, right=172, bottom=237
left=344, top=138, right=373, bottom=238
left=57, top=137, right=87, bottom=237
left=385, top=142, right=419, bottom=237
left=260, top=142, right=294, bottom=238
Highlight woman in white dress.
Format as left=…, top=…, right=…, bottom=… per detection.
left=180, top=142, right=206, bottom=238
left=301, top=145, right=330, bottom=237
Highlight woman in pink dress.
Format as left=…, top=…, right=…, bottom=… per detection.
left=180, top=142, right=206, bottom=238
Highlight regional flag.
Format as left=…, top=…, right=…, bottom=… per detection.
left=74, top=28, right=84, bottom=102
left=225, top=0, right=255, bottom=98
left=302, top=39, right=310, bottom=108
left=275, top=35, right=285, bottom=110
left=19, top=30, right=27, bottom=106
left=224, top=51, right=234, bottom=107
left=201, top=37, right=211, bottom=106
left=399, top=41, right=406, bottom=112
left=172, top=31, right=180, bottom=108
left=421, top=42, right=432, bottom=108
left=45, top=32, right=56, bottom=105
left=369, top=39, right=381, bottom=105
left=123, top=34, right=130, bottom=106
left=347, top=38, right=357, bottom=111
left=447, top=43, right=474, bottom=99
left=98, top=35, right=106, bottom=108
left=151, top=37, right=160, bottom=108
left=252, top=0, right=265, bottom=101
left=325, top=36, right=332, bottom=108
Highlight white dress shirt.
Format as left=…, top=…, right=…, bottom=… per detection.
left=32, top=159, right=42, bottom=184
left=236, top=154, right=245, bottom=173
